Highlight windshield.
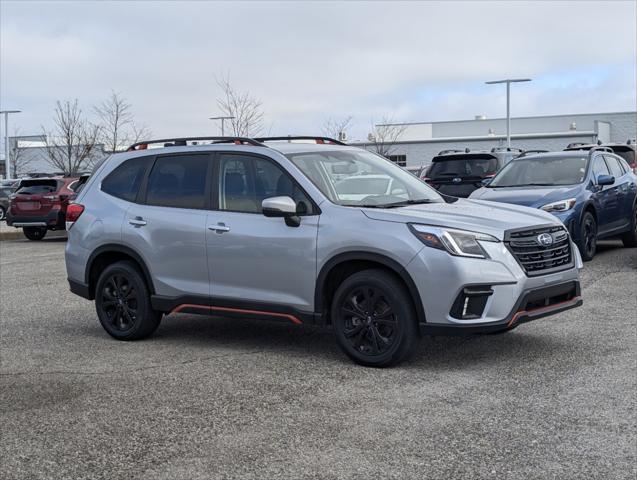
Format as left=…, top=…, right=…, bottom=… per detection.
left=489, top=156, right=588, bottom=187
left=285, top=149, right=443, bottom=207
left=428, top=156, right=498, bottom=178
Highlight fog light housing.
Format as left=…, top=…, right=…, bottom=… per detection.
left=450, top=286, right=493, bottom=320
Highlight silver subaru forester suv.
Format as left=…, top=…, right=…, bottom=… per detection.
left=65, top=136, right=583, bottom=367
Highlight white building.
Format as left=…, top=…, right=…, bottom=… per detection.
left=355, top=111, right=637, bottom=168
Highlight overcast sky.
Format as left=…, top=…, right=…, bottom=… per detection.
left=1, top=0, right=636, bottom=142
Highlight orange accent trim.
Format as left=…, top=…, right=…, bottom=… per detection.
left=507, top=296, right=581, bottom=328
left=170, top=303, right=303, bottom=324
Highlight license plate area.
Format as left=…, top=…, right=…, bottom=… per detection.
left=18, top=201, right=41, bottom=211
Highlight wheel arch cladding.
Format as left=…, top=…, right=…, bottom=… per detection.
left=315, top=252, right=426, bottom=325
left=86, top=244, right=155, bottom=299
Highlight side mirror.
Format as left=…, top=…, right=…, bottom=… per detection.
left=262, top=196, right=300, bottom=227
left=597, top=174, right=615, bottom=186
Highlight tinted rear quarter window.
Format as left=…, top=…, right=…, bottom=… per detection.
left=146, top=154, right=209, bottom=209
left=102, top=156, right=151, bottom=202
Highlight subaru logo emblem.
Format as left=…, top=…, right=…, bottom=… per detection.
left=452, top=177, right=462, bottom=183
left=537, top=233, right=553, bottom=247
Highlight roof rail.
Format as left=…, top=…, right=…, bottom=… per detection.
left=254, top=136, right=347, bottom=145
left=490, top=147, right=524, bottom=153
left=437, top=149, right=464, bottom=155
left=126, top=136, right=265, bottom=151
left=517, top=149, right=549, bottom=158
left=589, top=146, right=614, bottom=154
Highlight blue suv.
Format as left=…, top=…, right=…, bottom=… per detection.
left=470, top=147, right=637, bottom=261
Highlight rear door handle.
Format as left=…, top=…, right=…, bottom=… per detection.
left=128, top=216, right=147, bottom=227
left=208, top=223, right=230, bottom=233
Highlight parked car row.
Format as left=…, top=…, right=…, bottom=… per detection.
left=401, top=141, right=636, bottom=261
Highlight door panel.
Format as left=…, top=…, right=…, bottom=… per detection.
left=590, top=155, right=614, bottom=234
left=207, top=152, right=319, bottom=313
left=122, top=153, right=212, bottom=300
left=206, top=212, right=319, bottom=311
left=123, top=204, right=209, bottom=298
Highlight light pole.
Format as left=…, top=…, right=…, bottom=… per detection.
left=209, top=116, right=235, bottom=136
left=1, top=109, right=21, bottom=179
left=485, top=79, right=531, bottom=148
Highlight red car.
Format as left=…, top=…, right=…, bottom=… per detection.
left=6, top=177, right=79, bottom=240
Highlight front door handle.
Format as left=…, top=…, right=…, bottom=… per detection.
left=128, top=216, right=147, bottom=227
left=208, top=223, right=230, bottom=233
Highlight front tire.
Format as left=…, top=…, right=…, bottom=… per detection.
left=620, top=207, right=637, bottom=248
left=331, top=269, right=420, bottom=367
left=95, top=261, right=162, bottom=340
left=577, top=212, right=597, bottom=261
left=23, top=226, right=47, bottom=241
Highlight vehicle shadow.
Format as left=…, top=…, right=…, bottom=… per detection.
left=145, top=313, right=573, bottom=370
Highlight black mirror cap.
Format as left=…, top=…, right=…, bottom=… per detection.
left=597, top=174, right=615, bottom=186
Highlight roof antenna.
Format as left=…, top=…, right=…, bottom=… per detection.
left=465, top=148, right=470, bottom=153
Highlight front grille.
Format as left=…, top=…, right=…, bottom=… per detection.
left=506, top=225, right=572, bottom=276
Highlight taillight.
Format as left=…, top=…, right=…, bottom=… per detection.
left=65, top=203, right=85, bottom=230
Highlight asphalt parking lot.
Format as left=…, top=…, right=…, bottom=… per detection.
left=1, top=236, right=635, bottom=480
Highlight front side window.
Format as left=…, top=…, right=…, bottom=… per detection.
left=489, top=156, right=588, bottom=187
left=592, top=156, right=610, bottom=179
left=603, top=155, right=624, bottom=178
left=146, top=154, right=209, bottom=209
left=102, top=156, right=150, bottom=202
left=218, top=154, right=314, bottom=214
left=285, top=149, right=442, bottom=207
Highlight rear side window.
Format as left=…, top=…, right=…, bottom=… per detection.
left=604, top=155, right=624, bottom=178
left=102, top=156, right=150, bottom=202
left=146, top=154, right=209, bottom=209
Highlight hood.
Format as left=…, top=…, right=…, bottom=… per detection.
left=469, top=185, right=582, bottom=208
left=361, top=198, right=560, bottom=240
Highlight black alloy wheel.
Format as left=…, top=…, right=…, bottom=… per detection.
left=23, top=226, right=47, bottom=241
left=578, top=212, right=597, bottom=261
left=332, top=269, right=419, bottom=367
left=95, top=261, right=161, bottom=340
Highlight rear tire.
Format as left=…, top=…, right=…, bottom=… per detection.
left=620, top=207, right=637, bottom=248
left=95, top=261, right=162, bottom=340
left=23, top=227, right=47, bottom=241
left=331, top=269, right=420, bottom=367
left=577, top=212, right=597, bottom=261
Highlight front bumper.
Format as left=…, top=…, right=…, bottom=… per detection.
left=419, top=280, right=581, bottom=335
left=6, top=208, right=65, bottom=229
left=406, top=237, right=583, bottom=334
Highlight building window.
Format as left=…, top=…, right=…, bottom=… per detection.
left=387, top=154, right=407, bottom=167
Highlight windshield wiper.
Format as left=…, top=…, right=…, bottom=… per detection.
left=379, top=199, right=438, bottom=208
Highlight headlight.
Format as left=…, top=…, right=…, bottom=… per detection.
left=541, top=198, right=576, bottom=212
left=409, top=224, right=499, bottom=259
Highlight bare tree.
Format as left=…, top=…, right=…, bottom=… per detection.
left=130, top=122, right=152, bottom=144
left=215, top=74, right=264, bottom=137
left=42, top=100, right=100, bottom=176
left=321, top=116, right=353, bottom=141
left=368, top=116, right=407, bottom=158
left=8, top=128, right=35, bottom=177
left=95, top=91, right=151, bottom=151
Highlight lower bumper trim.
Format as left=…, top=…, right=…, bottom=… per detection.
left=68, top=279, right=92, bottom=300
